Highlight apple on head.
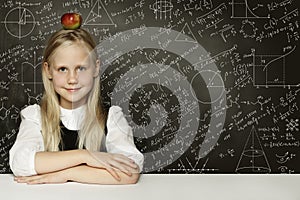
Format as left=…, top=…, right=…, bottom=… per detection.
left=61, top=13, right=82, bottom=30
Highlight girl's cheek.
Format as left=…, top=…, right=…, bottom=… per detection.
left=79, top=73, right=93, bottom=82
left=53, top=74, right=67, bottom=82
left=52, top=78, right=66, bottom=87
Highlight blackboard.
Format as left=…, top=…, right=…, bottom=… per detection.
left=0, top=0, right=299, bottom=174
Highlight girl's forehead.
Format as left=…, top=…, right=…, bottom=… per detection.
left=51, top=42, right=93, bottom=63
left=56, top=41, right=90, bottom=53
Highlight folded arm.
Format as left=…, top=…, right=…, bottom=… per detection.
left=34, top=149, right=139, bottom=181
left=15, top=164, right=140, bottom=185
left=34, top=150, right=85, bottom=174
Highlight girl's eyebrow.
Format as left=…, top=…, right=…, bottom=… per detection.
left=76, top=63, right=89, bottom=66
left=54, top=62, right=89, bottom=68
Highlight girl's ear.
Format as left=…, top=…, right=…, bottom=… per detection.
left=43, top=62, right=52, bottom=80
left=93, top=59, right=100, bottom=78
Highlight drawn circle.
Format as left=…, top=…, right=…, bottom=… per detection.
left=153, top=1, right=173, bottom=12
left=190, top=70, right=225, bottom=104
left=4, top=7, right=36, bottom=39
left=240, top=20, right=257, bottom=39
left=97, top=27, right=227, bottom=172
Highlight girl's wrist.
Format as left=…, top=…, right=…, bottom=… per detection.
left=78, top=149, right=90, bottom=164
left=62, top=167, right=74, bottom=182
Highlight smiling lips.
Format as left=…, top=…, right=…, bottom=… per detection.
left=66, top=88, right=80, bottom=92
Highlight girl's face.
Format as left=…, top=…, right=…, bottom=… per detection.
left=45, top=43, right=99, bottom=109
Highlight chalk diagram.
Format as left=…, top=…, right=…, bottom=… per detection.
left=9, top=105, right=20, bottom=122
left=276, top=152, right=296, bottom=173
left=276, top=152, right=296, bottom=164
left=167, top=158, right=218, bottom=173
left=236, top=126, right=271, bottom=173
left=24, top=88, right=42, bottom=105
left=2, top=6, right=36, bottom=39
left=150, top=0, right=173, bottom=20
left=230, top=0, right=270, bottom=19
left=239, top=19, right=258, bottom=39
left=0, top=97, right=20, bottom=122
left=175, top=23, right=198, bottom=43
left=286, top=119, right=299, bottom=132
left=190, top=70, right=225, bottom=104
left=83, top=0, right=115, bottom=26
left=16, top=51, right=42, bottom=93
left=0, top=98, right=10, bottom=121
left=252, top=46, right=298, bottom=88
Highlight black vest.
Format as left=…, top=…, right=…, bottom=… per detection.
left=59, top=121, right=79, bottom=150
left=58, top=121, right=107, bottom=151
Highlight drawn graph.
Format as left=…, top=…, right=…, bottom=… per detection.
left=236, top=126, right=271, bottom=173
left=83, top=0, right=115, bottom=26
left=16, top=51, right=42, bottom=93
left=252, top=46, right=299, bottom=88
left=150, top=0, right=173, bottom=20
left=230, top=0, right=270, bottom=19
left=2, top=7, right=36, bottom=39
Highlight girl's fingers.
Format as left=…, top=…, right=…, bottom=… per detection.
left=105, top=166, right=120, bottom=181
left=122, top=164, right=139, bottom=175
left=108, top=160, right=132, bottom=176
left=109, top=160, right=139, bottom=176
left=113, top=155, right=138, bottom=169
left=14, top=177, right=23, bottom=182
left=15, top=174, right=65, bottom=184
left=14, top=176, right=29, bottom=183
left=27, top=178, right=43, bottom=185
left=88, top=151, right=138, bottom=178
left=15, top=176, right=41, bottom=184
left=90, top=152, right=137, bottom=171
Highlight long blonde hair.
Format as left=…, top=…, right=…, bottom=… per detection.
left=41, top=29, right=106, bottom=151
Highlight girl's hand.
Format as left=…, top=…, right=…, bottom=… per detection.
left=86, top=151, right=138, bottom=181
left=14, top=171, right=68, bottom=184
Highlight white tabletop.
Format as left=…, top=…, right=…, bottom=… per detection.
left=0, top=174, right=299, bottom=200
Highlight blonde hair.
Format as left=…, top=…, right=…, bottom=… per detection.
left=41, top=29, right=106, bottom=151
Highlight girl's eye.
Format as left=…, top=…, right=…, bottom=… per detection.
left=58, top=67, right=67, bottom=72
left=77, top=66, right=86, bottom=71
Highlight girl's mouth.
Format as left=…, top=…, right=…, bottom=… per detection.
left=66, top=88, right=80, bottom=92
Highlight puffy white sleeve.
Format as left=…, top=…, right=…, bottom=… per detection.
left=105, top=106, right=144, bottom=172
left=9, top=104, right=44, bottom=176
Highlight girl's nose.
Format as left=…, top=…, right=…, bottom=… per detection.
left=67, top=71, right=78, bottom=84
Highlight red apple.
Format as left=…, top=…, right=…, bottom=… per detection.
left=61, top=13, right=82, bottom=30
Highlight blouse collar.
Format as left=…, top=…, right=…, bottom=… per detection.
left=60, top=105, right=86, bottom=130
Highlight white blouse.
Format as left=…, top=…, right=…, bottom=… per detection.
left=9, top=104, right=144, bottom=176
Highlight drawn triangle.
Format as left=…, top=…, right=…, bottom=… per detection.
left=20, top=8, right=26, bottom=24
left=207, top=71, right=223, bottom=88
left=244, top=126, right=262, bottom=152
left=175, top=23, right=197, bottom=43
left=84, top=0, right=114, bottom=25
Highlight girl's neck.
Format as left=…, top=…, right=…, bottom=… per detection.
left=60, top=104, right=86, bottom=111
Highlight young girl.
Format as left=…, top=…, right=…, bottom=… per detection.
left=9, top=28, right=144, bottom=184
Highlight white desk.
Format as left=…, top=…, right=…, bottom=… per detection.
left=0, top=174, right=299, bottom=200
